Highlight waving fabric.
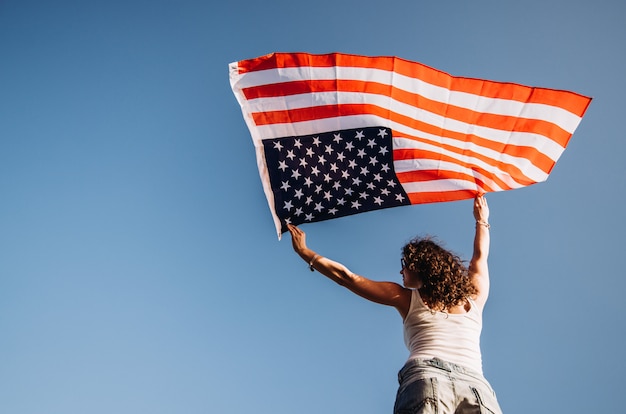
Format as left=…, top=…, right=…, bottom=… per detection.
left=229, top=52, right=592, bottom=237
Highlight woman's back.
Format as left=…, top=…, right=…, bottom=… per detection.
left=404, top=289, right=483, bottom=374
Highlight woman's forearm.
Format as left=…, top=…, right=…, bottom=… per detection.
left=472, top=195, right=490, bottom=260
left=296, top=247, right=357, bottom=286
left=473, top=222, right=490, bottom=261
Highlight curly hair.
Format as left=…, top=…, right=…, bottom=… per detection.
left=402, top=236, right=477, bottom=312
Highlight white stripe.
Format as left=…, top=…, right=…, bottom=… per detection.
left=392, top=133, right=549, bottom=183
left=231, top=66, right=583, bottom=134
left=245, top=91, right=566, bottom=162
left=393, top=138, right=538, bottom=189
left=400, top=179, right=480, bottom=194
left=392, top=157, right=511, bottom=192
left=249, top=114, right=389, bottom=143
left=253, top=144, right=282, bottom=239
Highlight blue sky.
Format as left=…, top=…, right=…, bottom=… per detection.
left=1, top=1, right=624, bottom=413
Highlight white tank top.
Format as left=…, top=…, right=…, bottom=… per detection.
left=403, top=289, right=483, bottom=374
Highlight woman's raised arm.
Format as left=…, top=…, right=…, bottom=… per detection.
left=287, top=224, right=411, bottom=318
left=469, top=195, right=491, bottom=308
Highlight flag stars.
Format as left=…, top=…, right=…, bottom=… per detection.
left=265, top=126, right=410, bottom=228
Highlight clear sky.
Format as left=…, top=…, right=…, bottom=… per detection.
left=0, top=1, right=624, bottom=413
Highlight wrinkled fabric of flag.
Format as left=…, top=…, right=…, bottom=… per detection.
left=229, top=52, right=592, bottom=237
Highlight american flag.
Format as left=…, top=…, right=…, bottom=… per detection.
left=229, top=52, right=592, bottom=237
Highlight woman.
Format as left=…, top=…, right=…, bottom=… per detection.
left=287, top=195, right=502, bottom=414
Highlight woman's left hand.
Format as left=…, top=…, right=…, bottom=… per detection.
left=287, top=224, right=308, bottom=254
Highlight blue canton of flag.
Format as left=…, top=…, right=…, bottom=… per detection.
left=263, top=127, right=411, bottom=233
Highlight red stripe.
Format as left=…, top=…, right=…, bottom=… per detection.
left=252, top=103, right=367, bottom=124
left=405, top=189, right=479, bottom=205
left=396, top=132, right=556, bottom=179
left=393, top=147, right=530, bottom=190
left=236, top=52, right=592, bottom=116
left=394, top=169, right=497, bottom=193
left=244, top=79, right=572, bottom=147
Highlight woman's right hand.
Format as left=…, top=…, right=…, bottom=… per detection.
left=473, top=195, right=489, bottom=223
